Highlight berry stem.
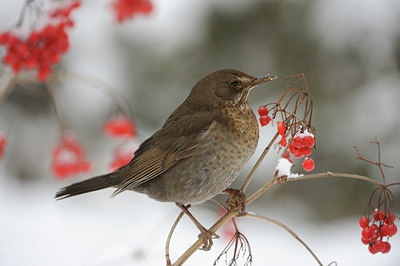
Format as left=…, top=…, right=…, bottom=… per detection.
left=54, top=71, right=134, bottom=119
left=15, top=0, right=34, bottom=28
left=47, top=76, right=69, bottom=132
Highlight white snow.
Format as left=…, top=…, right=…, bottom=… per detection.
left=274, top=158, right=303, bottom=179
left=294, top=129, right=314, bottom=139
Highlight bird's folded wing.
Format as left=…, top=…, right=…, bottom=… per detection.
left=112, top=111, right=218, bottom=196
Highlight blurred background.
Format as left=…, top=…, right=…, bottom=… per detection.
left=0, top=0, right=400, bottom=265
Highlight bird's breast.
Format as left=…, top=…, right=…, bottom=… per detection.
left=139, top=106, right=259, bottom=204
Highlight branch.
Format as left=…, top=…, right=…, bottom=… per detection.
left=166, top=211, right=184, bottom=266
left=247, top=171, right=381, bottom=205
left=245, top=212, right=329, bottom=266
left=173, top=210, right=240, bottom=265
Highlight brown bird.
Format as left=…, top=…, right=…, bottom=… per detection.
left=55, top=69, right=276, bottom=249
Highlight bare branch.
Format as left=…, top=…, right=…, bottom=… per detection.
left=165, top=211, right=185, bottom=266
left=245, top=212, right=324, bottom=266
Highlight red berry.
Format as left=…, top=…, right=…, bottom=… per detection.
left=382, top=242, right=391, bottom=254
left=385, top=224, right=397, bottom=236
left=380, top=224, right=389, bottom=237
left=359, top=217, right=369, bottom=229
left=112, top=0, right=153, bottom=23
left=373, top=240, right=385, bottom=253
left=384, top=212, right=395, bottom=224
left=373, top=209, right=385, bottom=221
left=279, top=136, right=287, bottom=147
left=0, top=32, right=10, bottom=45
left=361, top=238, right=370, bottom=245
left=302, top=158, right=314, bottom=171
left=258, top=106, right=269, bottom=116
left=277, top=121, right=286, bottom=136
left=0, top=133, right=6, bottom=160
left=293, top=136, right=303, bottom=148
left=362, top=227, right=373, bottom=240
left=103, top=115, right=137, bottom=138
left=370, top=224, right=378, bottom=231
left=368, top=244, right=378, bottom=254
left=299, top=147, right=312, bottom=157
left=294, top=152, right=303, bottom=158
left=37, top=66, right=52, bottom=81
left=52, top=134, right=92, bottom=179
left=259, top=115, right=271, bottom=127
left=288, top=143, right=299, bottom=155
left=283, top=152, right=292, bottom=163
left=302, top=135, right=315, bottom=148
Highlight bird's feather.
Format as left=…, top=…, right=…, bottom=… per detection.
left=112, top=108, right=218, bottom=196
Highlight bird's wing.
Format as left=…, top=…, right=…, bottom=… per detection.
left=112, top=110, right=218, bottom=196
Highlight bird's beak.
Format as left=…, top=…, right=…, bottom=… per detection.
left=250, top=74, right=277, bottom=88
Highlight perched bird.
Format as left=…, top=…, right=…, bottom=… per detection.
left=56, top=69, right=276, bottom=248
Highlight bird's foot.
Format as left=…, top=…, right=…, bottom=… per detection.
left=198, top=227, right=219, bottom=251
left=223, top=188, right=246, bottom=215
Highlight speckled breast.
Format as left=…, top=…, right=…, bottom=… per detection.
left=140, top=106, right=259, bottom=204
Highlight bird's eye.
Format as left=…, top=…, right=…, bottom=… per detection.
left=230, top=80, right=240, bottom=87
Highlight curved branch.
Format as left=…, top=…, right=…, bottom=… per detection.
left=245, top=212, right=324, bottom=266
left=166, top=211, right=184, bottom=266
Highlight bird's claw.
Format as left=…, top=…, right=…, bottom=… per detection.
left=198, top=230, right=219, bottom=251
left=224, top=188, right=246, bottom=215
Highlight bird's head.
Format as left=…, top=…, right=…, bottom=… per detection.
left=187, top=69, right=277, bottom=108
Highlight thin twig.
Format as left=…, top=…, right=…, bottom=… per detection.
left=247, top=171, right=381, bottom=205
left=166, top=211, right=185, bottom=266
left=245, top=212, right=324, bottom=266
left=47, top=76, right=69, bottom=132
left=54, top=71, right=134, bottom=118
left=286, top=172, right=381, bottom=186
left=246, top=178, right=277, bottom=204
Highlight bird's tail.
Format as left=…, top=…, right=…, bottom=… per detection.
left=55, top=172, right=123, bottom=200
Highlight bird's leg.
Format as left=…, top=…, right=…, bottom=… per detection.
left=222, top=188, right=246, bottom=215
left=175, top=203, right=219, bottom=251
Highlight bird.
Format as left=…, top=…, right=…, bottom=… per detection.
left=55, top=69, right=276, bottom=249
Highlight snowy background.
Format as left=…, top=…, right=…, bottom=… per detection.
left=1, top=0, right=400, bottom=265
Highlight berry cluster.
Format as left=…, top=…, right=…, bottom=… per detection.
left=111, top=0, right=153, bottom=23
left=258, top=106, right=271, bottom=126
left=0, top=133, right=6, bottom=161
left=103, top=115, right=137, bottom=170
left=103, top=115, right=137, bottom=138
left=52, top=134, right=92, bottom=179
left=0, top=1, right=80, bottom=81
left=288, top=131, right=315, bottom=171
left=360, top=209, right=397, bottom=254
